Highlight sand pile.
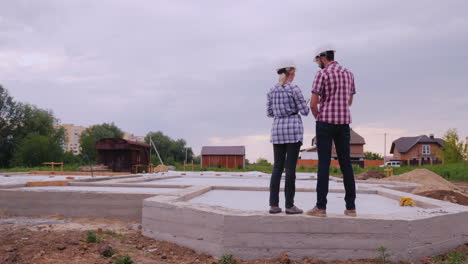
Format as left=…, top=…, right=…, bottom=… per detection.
left=376, top=168, right=468, bottom=206
left=378, top=168, right=458, bottom=193
left=356, top=170, right=386, bottom=180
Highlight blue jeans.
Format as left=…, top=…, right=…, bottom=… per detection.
left=316, top=121, right=356, bottom=210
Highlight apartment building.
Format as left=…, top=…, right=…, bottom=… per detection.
left=59, top=124, right=87, bottom=154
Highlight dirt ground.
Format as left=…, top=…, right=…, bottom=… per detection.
left=0, top=215, right=466, bottom=264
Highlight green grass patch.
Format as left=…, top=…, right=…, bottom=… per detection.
left=115, top=255, right=133, bottom=264
left=0, top=163, right=85, bottom=173
left=103, top=230, right=124, bottom=239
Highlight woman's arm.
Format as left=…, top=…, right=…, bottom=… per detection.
left=267, top=92, right=274, bottom=118
left=293, top=86, right=310, bottom=116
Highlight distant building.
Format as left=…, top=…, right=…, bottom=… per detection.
left=390, top=134, right=444, bottom=165
left=201, top=146, right=246, bottom=169
left=96, top=138, right=150, bottom=172
left=123, top=133, right=145, bottom=143
left=300, top=128, right=366, bottom=165
left=57, top=124, right=87, bottom=154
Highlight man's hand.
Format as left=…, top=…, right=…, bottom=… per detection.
left=310, top=93, right=320, bottom=118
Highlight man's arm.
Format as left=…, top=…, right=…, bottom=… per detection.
left=310, top=93, right=320, bottom=119
left=349, top=95, right=353, bottom=106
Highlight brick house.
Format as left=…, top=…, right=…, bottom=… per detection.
left=299, top=128, right=366, bottom=167
left=390, top=134, right=444, bottom=166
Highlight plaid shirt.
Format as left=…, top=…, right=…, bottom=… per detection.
left=267, top=82, right=310, bottom=144
left=311, top=61, right=356, bottom=124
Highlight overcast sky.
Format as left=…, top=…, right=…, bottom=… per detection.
left=1, top=0, right=467, bottom=162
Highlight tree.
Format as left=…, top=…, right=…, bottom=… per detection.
left=255, top=158, right=271, bottom=166
left=364, top=151, right=383, bottom=160
left=441, top=128, right=467, bottom=164
left=0, top=86, right=23, bottom=167
left=79, top=122, right=124, bottom=162
left=1, top=85, right=63, bottom=167
left=11, top=133, right=64, bottom=167
left=145, top=131, right=194, bottom=165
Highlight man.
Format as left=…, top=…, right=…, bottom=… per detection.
left=307, top=47, right=357, bottom=217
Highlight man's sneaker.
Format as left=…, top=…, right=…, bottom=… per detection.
left=269, top=206, right=282, bottom=214
left=285, top=206, right=303, bottom=215
left=306, top=206, right=327, bottom=217
left=344, top=209, right=357, bottom=217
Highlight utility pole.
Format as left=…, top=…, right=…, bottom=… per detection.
left=185, top=148, right=188, bottom=164
left=384, top=133, right=387, bottom=162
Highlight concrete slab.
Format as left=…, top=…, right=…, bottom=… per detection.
left=188, top=190, right=424, bottom=216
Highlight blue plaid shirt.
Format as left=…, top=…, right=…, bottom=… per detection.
left=267, top=82, right=310, bottom=144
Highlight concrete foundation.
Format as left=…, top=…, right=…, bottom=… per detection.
left=142, top=187, right=468, bottom=262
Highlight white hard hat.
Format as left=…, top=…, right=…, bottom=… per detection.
left=314, top=44, right=336, bottom=57
left=276, top=60, right=296, bottom=71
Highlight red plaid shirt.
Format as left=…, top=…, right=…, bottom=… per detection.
left=311, top=61, right=356, bottom=124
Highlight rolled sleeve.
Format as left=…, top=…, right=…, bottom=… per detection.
left=311, top=71, right=325, bottom=95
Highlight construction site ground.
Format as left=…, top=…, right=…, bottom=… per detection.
left=1, top=215, right=467, bottom=264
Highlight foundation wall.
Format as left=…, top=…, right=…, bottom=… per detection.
left=142, top=194, right=468, bottom=262
left=0, top=190, right=154, bottom=221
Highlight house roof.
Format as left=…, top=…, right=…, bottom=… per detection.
left=201, top=146, right=245, bottom=156
left=95, top=138, right=150, bottom=150
left=311, top=128, right=365, bottom=146
left=390, top=135, right=444, bottom=154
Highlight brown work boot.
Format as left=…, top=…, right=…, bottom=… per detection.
left=306, top=206, right=327, bottom=217
left=344, top=209, right=357, bottom=217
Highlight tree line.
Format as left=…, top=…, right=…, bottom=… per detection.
left=0, top=85, right=195, bottom=168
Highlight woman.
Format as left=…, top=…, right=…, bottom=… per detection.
left=266, top=61, right=310, bottom=214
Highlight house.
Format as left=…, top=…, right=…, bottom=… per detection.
left=201, top=146, right=246, bottom=169
left=299, top=128, right=366, bottom=167
left=96, top=138, right=150, bottom=172
left=390, top=134, right=444, bottom=166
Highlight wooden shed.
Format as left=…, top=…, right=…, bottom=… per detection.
left=201, top=146, right=245, bottom=169
left=96, top=138, right=150, bottom=172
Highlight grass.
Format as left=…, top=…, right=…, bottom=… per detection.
left=351, top=162, right=468, bottom=182
left=86, top=231, right=101, bottom=243
left=2, top=161, right=466, bottom=182
left=433, top=251, right=466, bottom=264
left=0, top=164, right=84, bottom=173
left=376, top=246, right=390, bottom=264
left=219, top=254, right=235, bottom=264
left=103, top=230, right=124, bottom=239
left=115, top=255, right=133, bottom=264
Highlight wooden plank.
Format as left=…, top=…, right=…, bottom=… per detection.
left=26, top=181, right=69, bottom=187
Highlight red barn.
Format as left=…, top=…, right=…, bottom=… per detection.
left=201, top=146, right=245, bottom=169
left=96, top=138, right=150, bottom=172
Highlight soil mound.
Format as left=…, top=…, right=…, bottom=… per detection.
left=415, top=190, right=468, bottom=206
left=356, top=170, right=386, bottom=180
left=378, top=169, right=458, bottom=193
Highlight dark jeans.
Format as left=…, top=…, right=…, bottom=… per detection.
left=316, top=121, right=356, bottom=210
left=269, top=142, right=301, bottom=208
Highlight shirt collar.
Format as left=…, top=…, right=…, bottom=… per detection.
left=325, top=61, right=338, bottom=69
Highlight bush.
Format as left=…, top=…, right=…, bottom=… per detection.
left=219, top=254, right=235, bottom=264
left=86, top=231, right=99, bottom=243
left=115, top=255, right=133, bottom=264
left=11, top=133, right=64, bottom=167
